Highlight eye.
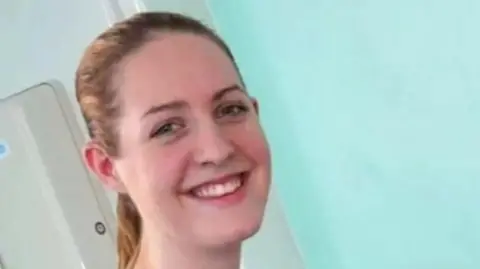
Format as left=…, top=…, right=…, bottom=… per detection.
left=216, top=102, right=249, bottom=118
left=150, top=120, right=185, bottom=138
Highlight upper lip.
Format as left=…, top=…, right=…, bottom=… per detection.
left=185, top=170, right=248, bottom=192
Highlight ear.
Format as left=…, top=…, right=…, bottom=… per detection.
left=82, top=140, right=127, bottom=193
left=250, top=97, right=259, bottom=115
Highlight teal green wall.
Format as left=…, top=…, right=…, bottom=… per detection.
left=208, top=1, right=480, bottom=269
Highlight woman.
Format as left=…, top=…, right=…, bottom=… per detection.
left=75, top=11, right=271, bottom=269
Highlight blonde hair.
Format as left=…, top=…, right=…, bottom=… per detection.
left=75, top=12, right=239, bottom=269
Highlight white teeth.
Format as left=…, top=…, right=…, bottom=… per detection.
left=193, top=177, right=242, bottom=198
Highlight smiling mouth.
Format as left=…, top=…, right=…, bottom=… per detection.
left=188, top=172, right=248, bottom=199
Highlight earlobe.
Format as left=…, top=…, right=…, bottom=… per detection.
left=82, top=141, right=126, bottom=193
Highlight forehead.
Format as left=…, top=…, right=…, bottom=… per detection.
left=117, top=33, right=240, bottom=114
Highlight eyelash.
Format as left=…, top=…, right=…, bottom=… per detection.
left=150, top=119, right=185, bottom=138
left=150, top=102, right=250, bottom=139
left=216, top=102, right=250, bottom=118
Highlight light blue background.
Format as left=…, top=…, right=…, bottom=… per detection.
left=208, top=1, right=480, bottom=268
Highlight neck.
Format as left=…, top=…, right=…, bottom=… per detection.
left=134, top=231, right=242, bottom=269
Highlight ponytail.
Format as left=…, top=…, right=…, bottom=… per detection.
left=117, top=194, right=142, bottom=269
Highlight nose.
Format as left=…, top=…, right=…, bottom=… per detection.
left=193, top=123, right=235, bottom=166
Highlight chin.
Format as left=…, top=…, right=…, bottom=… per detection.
left=201, top=213, right=266, bottom=248
left=231, top=218, right=263, bottom=242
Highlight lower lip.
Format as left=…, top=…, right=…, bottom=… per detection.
left=187, top=173, right=249, bottom=208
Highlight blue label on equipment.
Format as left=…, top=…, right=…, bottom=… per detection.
left=0, top=140, right=10, bottom=160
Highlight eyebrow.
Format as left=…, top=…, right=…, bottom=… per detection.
left=213, top=84, right=243, bottom=101
left=141, top=84, right=243, bottom=119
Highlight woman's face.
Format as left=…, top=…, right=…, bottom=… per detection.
left=112, top=33, right=271, bottom=247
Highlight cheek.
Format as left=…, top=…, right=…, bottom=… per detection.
left=233, top=122, right=270, bottom=165
left=140, top=142, right=189, bottom=192
left=118, top=142, right=188, bottom=202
